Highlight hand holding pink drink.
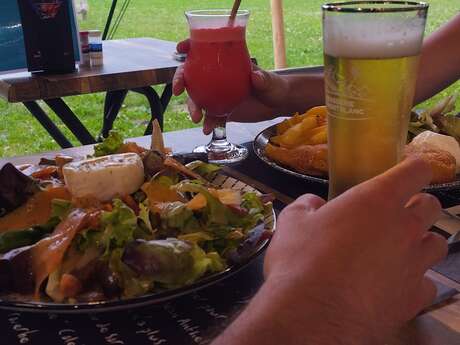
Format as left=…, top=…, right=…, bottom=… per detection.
left=180, top=9, right=253, bottom=163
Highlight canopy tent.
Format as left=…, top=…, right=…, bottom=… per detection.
left=103, top=0, right=287, bottom=68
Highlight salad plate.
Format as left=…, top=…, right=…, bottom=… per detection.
left=0, top=171, right=275, bottom=314
left=0, top=125, right=276, bottom=314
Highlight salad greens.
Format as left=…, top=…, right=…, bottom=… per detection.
left=0, top=199, right=70, bottom=254
left=0, top=131, right=272, bottom=303
left=409, top=94, right=459, bottom=141
left=94, top=130, right=124, bottom=157
left=101, top=199, right=139, bottom=255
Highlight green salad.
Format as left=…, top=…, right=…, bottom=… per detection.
left=0, top=131, right=273, bottom=303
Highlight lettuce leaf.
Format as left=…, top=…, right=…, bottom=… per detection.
left=155, top=175, right=179, bottom=187
left=109, top=248, right=154, bottom=298
left=178, top=231, right=213, bottom=244
left=174, top=181, right=235, bottom=226
left=240, top=192, right=266, bottom=230
left=75, top=229, right=102, bottom=252
left=138, top=203, right=153, bottom=233
left=175, top=181, right=265, bottom=233
left=186, top=161, right=221, bottom=180
left=94, top=130, right=124, bottom=157
left=159, top=202, right=194, bottom=228
left=101, top=199, right=138, bottom=255
left=51, top=199, right=72, bottom=220
left=0, top=198, right=67, bottom=253
left=190, top=246, right=226, bottom=276
left=122, top=239, right=225, bottom=289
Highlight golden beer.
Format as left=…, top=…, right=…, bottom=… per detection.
left=322, top=1, right=428, bottom=198
left=325, top=54, right=420, bottom=198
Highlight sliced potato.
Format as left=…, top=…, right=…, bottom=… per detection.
left=277, top=116, right=318, bottom=148
left=276, top=112, right=302, bottom=135
left=307, top=128, right=328, bottom=145
left=269, top=135, right=283, bottom=146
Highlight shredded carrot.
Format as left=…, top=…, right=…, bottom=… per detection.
left=31, top=209, right=89, bottom=300
left=122, top=195, right=140, bottom=215
left=31, top=166, right=58, bottom=179
left=102, top=203, right=113, bottom=212
left=59, top=273, right=82, bottom=298
left=87, top=210, right=102, bottom=229
left=117, top=142, right=147, bottom=155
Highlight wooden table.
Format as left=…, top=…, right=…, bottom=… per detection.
left=0, top=38, right=180, bottom=148
left=1, top=121, right=460, bottom=344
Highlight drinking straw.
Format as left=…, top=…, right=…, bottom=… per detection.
left=228, top=0, right=242, bottom=26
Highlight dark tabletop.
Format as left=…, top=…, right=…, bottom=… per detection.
left=0, top=38, right=179, bottom=103
left=1, top=124, right=460, bottom=344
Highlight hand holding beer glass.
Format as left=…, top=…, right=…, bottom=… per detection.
left=322, top=1, right=428, bottom=198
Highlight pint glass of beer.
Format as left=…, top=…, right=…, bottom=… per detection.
left=322, top=1, right=428, bottom=198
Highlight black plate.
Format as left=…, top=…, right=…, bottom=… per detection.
left=254, top=123, right=460, bottom=192
left=0, top=174, right=276, bottom=314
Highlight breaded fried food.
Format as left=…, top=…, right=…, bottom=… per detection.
left=404, top=143, right=456, bottom=184
left=265, top=143, right=328, bottom=176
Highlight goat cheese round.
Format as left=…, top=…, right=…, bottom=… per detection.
left=63, top=153, right=145, bottom=201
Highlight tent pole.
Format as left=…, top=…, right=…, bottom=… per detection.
left=270, top=0, right=287, bottom=68
left=103, top=0, right=118, bottom=40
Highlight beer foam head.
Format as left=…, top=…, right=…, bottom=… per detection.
left=323, top=15, right=426, bottom=58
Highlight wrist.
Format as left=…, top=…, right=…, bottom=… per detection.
left=222, top=275, right=375, bottom=345
left=281, top=73, right=325, bottom=114
left=276, top=75, right=296, bottom=115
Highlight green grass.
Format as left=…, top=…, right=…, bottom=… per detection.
left=1, top=0, right=458, bottom=157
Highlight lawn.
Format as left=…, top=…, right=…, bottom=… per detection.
left=1, top=0, right=459, bottom=158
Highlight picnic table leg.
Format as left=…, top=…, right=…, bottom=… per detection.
left=160, top=84, right=173, bottom=113
left=44, top=98, right=96, bottom=145
left=99, top=84, right=173, bottom=139
left=100, top=89, right=128, bottom=139
left=131, top=86, right=165, bottom=135
left=23, top=101, right=73, bottom=148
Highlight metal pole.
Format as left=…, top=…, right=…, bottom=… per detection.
left=103, top=0, right=118, bottom=40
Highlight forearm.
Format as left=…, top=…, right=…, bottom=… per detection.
left=276, top=14, right=460, bottom=110
left=212, top=278, right=369, bottom=345
left=229, top=72, right=325, bottom=122
left=282, top=73, right=325, bottom=114
left=415, top=14, right=460, bottom=104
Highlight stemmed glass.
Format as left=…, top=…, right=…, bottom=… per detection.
left=183, top=9, right=251, bottom=163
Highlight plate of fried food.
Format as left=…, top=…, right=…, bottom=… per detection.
left=254, top=95, right=460, bottom=192
left=0, top=122, right=275, bottom=313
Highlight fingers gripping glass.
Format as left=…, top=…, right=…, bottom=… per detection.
left=183, top=9, right=251, bottom=163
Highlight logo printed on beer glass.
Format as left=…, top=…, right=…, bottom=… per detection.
left=325, top=63, right=373, bottom=120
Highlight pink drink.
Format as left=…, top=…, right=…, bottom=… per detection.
left=184, top=25, right=252, bottom=116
